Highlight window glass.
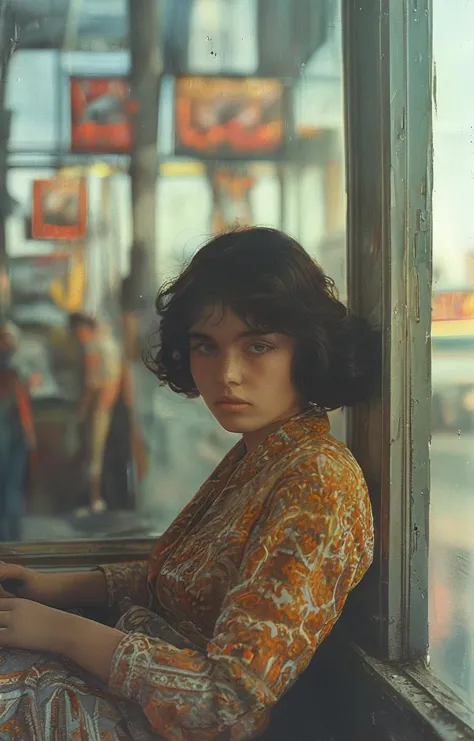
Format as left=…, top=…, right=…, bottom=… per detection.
left=429, top=0, right=474, bottom=711
left=0, top=0, right=345, bottom=545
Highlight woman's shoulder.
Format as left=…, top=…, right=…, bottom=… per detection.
left=252, top=433, right=373, bottom=556
left=261, top=438, right=373, bottom=560
left=268, top=430, right=368, bottom=501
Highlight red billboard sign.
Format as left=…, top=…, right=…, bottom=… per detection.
left=70, top=77, right=137, bottom=153
left=175, top=76, right=286, bottom=160
left=32, top=176, right=87, bottom=241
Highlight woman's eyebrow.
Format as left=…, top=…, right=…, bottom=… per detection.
left=188, top=331, right=211, bottom=340
left=239, top=329, right=275, bottom=338
left=188, top=329, right=275, bottom=340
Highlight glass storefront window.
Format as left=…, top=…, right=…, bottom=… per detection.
left=429, top=0, right=474, bottom=712
left=0, top=0, right=346, bottom=545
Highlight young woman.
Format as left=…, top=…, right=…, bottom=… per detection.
left=0, top=228, right=377, bottom=741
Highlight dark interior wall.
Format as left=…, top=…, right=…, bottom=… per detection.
left=257, top=630, right=457, bottom=741
left=315, top=636, right=430, bottom=741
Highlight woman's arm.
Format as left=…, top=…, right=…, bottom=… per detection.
left=0, top=564, right=108, bottom=607
left=45, top=561, right=150, bottom=610
left=0, top=565, right=149, bottom=678
left=56, top=611, right=126, bottom=682
left=40, top=569, right=109, bottom=607
left=0, top=561, right=148, bottom=610
left=97, top=561, right=150, bottom=611
left=0, top=596, right=125, bottom=683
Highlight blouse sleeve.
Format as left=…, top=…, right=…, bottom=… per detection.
left=107, top=462, right=374, bottom=741
left=98, top=561, right=150, bottom=612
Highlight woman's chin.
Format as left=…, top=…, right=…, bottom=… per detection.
left=212, top=410, right=257, bottom=434
left=215, top=418, right=250, bottom=434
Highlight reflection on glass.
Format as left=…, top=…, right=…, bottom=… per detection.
left=0, top=0, right=346, bottom=543
left=429, top=0, right=474, bottom=714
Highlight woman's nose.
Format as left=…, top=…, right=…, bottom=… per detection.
left=220, top=351, right=243, bottom=385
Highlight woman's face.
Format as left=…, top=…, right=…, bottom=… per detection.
left=189, top=306, right=303, bottom=452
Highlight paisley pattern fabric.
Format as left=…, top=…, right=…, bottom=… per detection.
left=0, top=409, right=373, bottom=740
left=0, top=606, right=188, bottom=741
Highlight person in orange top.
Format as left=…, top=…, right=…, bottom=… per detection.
left=0, top=228, right=377, bottom=740
left=0, top=324, right=36, bottom=541
left=69, top=313, right=123, bottom=515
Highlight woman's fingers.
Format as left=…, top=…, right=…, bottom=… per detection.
left=0, top=565, right=26, bottom=597
left=0, top=563, right=21, bottom=579
left=0, top=579, right=24, bottom=595
left=0, top=606, right=14, bottom=629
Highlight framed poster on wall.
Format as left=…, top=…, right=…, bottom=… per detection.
left=174, top=76, right=287, bottom=160
left=70, top=77, right=137, bottom=153
left=32, top=177, right=88, bottom=241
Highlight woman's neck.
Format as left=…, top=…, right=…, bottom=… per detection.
left=242, top=409, right=304, bottom=455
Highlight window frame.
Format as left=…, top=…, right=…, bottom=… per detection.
left=0, top=539, right=153, bottom=568
left=344, top=0, right=432, bottom=665
left=343, top=0, right=474, bottom=736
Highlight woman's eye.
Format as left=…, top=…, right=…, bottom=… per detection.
left=191, top=342, right=215, bottom=355
left=249, top=343, right=272, bottom=355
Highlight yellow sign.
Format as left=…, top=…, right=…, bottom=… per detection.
left=432, top=291, right=474, bottom=321
left=49, top=250, right=85, bottom=312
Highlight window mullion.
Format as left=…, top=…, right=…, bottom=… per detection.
left=343, top=0, right=433, bottom=662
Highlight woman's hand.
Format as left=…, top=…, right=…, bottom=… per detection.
left=0, top=562, right=108, bottom=608
left=0, top=598, right=72, bottom=654
left=0, top=563, right=51, bottom=602
left=0, top=598, right=125, bottom=683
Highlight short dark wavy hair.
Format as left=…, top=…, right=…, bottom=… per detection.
left=145, top=227, right=379, bottom=410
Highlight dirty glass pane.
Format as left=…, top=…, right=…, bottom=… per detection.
left=0, top=0, right=345, bottom=545
left=429, top=0, right=474, bottom=711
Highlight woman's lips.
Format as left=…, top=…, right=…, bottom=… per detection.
left=215, top=399, right=250, bottom=412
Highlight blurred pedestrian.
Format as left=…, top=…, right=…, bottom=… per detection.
left=0, top=323, right=37, bottom=541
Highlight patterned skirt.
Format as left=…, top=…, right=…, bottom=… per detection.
left=0, top=606, right=169, bottom=740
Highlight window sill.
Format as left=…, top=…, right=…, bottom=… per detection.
left=403, top=662, right=474, bottom=739
left=341, top=642, right=474, bottom=741
left=0, top=538, right=154, bottom=568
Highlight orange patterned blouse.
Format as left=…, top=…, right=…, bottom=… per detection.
left=100, top=408, right=374, bottom=740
